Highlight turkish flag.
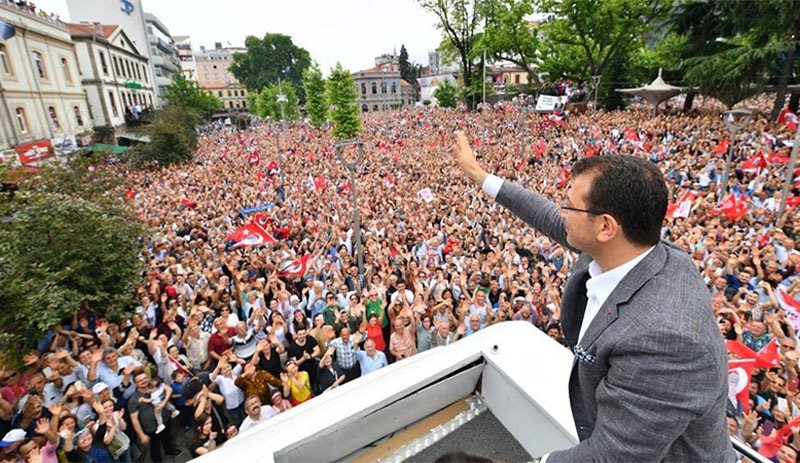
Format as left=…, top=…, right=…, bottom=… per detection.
left=778, top=108, right=799, bottom=131
left=726, top=339, right=781, bottom=369
left=253, top=213, right=271, bottom=228
left=715, top=139, right=730, bottom=155
left=181, top=198, right=196, bottom=208
left=248, top=151, right=260, bottom=167
left=711, top=194, right=747, bottom=221
left=728, top=358, right=755, bottom=413
left=741, top=152, right=766, bottom=173
left=337, top=183, right=352, bottom=195
left=514, top=158, right=524, bottom=171
left=223, top=223, right=275, bottom=251
left=787, top=197, right=800, bottom=207
left=277, top=254, right=311, bottom=278
left=125, top=188, right=135, bottom=200
left=768, top=152, right=790, bottom=165
left=273, top=227, right=290, bottom=240
left=624, top=128, right=639, bottom=142
left=557, top=166, right=569, bottom=189
left=386, top=173, right=395, bottom=188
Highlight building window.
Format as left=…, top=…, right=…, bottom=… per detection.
left=99, top=51, right=109, bottom=75
left=391, top=81, right=397, bottom=94
left=60, top=58, right=72, bottom=83
left=361, top=83, right=366, bottom=95
left=373, top=104, right=378, bottom=112
left=113, top=56, right=121, bottom=76
left=48, top=106, right=60, bottom=129
left=0, top=45, right=12, bottom=75
left=108, top=91, right=119, bottom=117
left=74, top=106, right=84, bottom=126
left=142, top=65, right=148, bottom=84
left=125, top=60, right=132, bottom=79
left=362, top=104, right=368, bottom=112
left=382, top=104, right=388, bottom=111
left=515, top=74, right=520, bottom=84
left=371, top=82, right=377, bottom=94
left=218, top=91, right=223, bottom=97
left=15, top=107, right=28, bottom=133
left=381, top=81, right=387, bottom=94
left=227, top=90, right=231, bottom=97
left=32, top=51, right=46, bottom=79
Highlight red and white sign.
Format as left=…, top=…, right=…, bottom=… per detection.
left=15, top=140, right=54, bottom=165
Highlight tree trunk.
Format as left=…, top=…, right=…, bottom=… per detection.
left=772, top=20, right=799, bottom=120
left=683, top=92, right=695, bottom=112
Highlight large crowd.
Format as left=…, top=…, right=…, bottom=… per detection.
left=2, top=95, right=800, bottom=463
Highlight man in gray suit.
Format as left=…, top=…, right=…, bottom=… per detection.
left=451, top=131, right=734, bottom=462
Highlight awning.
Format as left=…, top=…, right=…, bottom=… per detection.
left=80, top=143, right=131, bottom=154
left=124, top=80, right=143, bottom=89
left=116, top=133, right=151, bottom=143
left=616, top=68, right=685, bottom=115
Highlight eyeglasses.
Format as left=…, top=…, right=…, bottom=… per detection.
left=558, top=204, right=606, bottom=216
left=1, top=372, right=17, bottom=381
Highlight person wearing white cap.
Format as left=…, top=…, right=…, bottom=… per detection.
left=0, top=428, right=25, bottom=449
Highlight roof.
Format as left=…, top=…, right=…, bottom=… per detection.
left=200, top=83, right=245, bottom=89
left=65, top=23, right=117, bottom=39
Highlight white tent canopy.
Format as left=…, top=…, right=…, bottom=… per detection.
left=617, top=68, right=685, bottom=115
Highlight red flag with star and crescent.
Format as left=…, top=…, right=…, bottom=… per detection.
left=223, top=223, right=275, bottom=251
left=277, top=254, right=311, bottom=277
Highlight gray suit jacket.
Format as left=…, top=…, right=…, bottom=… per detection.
left=496, top=181, right=735, bottom=462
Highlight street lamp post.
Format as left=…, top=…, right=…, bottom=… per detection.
left=720, top=109, right=752, bottom=197
left=277, top=78, right=288, bottom=134
left=777, top=120, right=800, bottom=223
left=482, top=49, right=487, bottom=107
left=519, top=103, right=527, bottom=161
left=335, top=139, right=365, bottom=277
left=591, top=75, right=602, bottom=110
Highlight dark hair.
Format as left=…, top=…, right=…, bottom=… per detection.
left=195, top=412, right=211, bottom=437
left=573, top=155, right=667, bottom=246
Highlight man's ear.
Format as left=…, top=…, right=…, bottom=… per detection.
left=596, top=214, right=619, bottom=244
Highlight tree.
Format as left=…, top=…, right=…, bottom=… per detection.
left=419, top=0, right=483, bottom=109
left=326, top=62, right=361, bottom=139
left=399, top=45, right=419, bottom=93
left=256, top=82, right=299, bottom=122
left=164, top=74, right=222, bottom=116
left=303, top=62, right=328, bottom=128
left=478, top=0, right=542, bottom=86
left=230, top=33, right=311, bottom=101
left=0, top=163, right=145, bottom=357
left=434, top=79, right=459, bottom=107
left=246, top=91, right=258, bottom=113
left=133, top=104, right=200, bottom=166
left=536, top=0, right=671, bottom=80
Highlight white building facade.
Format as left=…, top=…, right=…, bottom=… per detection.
left=0, top=0, right=92, bottom=164
left=67, top=23, right=155, bottom=133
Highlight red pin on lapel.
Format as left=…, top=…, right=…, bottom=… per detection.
left=605, top=307, right=611, bottom=317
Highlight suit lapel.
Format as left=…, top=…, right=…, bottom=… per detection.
left=561, top=254, right=592, bottom=347
left=578, top=244, right=668, bottom=350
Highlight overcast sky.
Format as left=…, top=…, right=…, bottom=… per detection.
left=34, top=0, right=444, bottom=74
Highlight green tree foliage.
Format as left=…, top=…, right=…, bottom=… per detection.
left=419, top=0, right=483, bottom=109
left=326, top=62, right=361, bottom=139
left=256, top=82, right=299, bottom=122
left=536, top=0, right=670, bottom=80
left=399, top=45, right=419, bottom=92
left=133, top=105, right=200, bottom=166
left=303, top=62, right=328, bottom=128
left=673, top=0, right=800, bottom=114
left=246, top=91, right=258, bottom=113
left=230, top=33, right=311, bottom=101
left=0, top=162, right=145, bottom=356
left=164, top=74, right=222, bottom=116
left=434, top=79, right=459, bottom=108
left=478, top=0, right=542, bottom=85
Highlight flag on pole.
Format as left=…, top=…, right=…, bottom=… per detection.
left=337, top=183, right=352, bottom=195
left=726, top=339, right=781, bottom=369
left=768, top=152, right=791, bottom=165
left=623, top=128, right=639, bottom=142
left=386, top=173, right=395, bottom=188
left=181, top=198, right=196, bottom=208
left=557, top=166, right=569, bottom=189
left=253, top=213, right=271, bottom=228
left=763, top=131, right=777, bottom=147
left=547, top=113, right=567, bottom=126
left=514, top=158, right=525, bottom=171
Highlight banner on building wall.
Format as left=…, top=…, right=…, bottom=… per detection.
left=15, top=139, right=54, bottom=165
left=0, top=21, right=15, bottom=41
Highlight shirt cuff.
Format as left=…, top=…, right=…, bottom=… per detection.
left=540, top=453, right=550, bottom=463
left=482, top=174, right=504, bottom=199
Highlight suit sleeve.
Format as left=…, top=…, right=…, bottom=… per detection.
left=494, top=181, right=576, bottom=253
left=547, top=328, right=724, bottom=462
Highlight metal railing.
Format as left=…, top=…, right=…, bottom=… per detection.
left=731, top=436, right=773, bottom=463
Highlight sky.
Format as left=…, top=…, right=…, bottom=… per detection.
left=33, top=0, right=444, bottom=74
